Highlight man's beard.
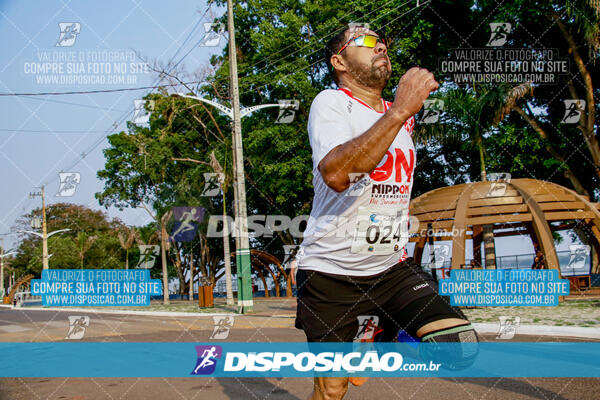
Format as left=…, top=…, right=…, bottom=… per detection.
left=346, top=56, right=391, bottom=90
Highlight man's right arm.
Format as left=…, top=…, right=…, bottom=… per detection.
left=319, top=67, right=439, bottom=192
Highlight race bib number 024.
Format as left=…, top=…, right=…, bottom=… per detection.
left=350, top=207, right=409, bottom=255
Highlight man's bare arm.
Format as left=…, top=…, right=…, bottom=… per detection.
left=318, top=67, right=439, bottom=192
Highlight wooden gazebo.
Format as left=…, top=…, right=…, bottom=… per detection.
left=230, top=249, right=293, bottom=297
left=409, top=178, right=600, bottom=274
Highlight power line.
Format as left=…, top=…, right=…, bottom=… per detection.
left=42, top=7, right=217, bottom=183
left=0, top=128, right=110, bottom=133
left=13, top=96, right=129, bottom=112
left=0, top=81, right=205, bottom=97
left=237, top=1, right=429, bottom=97
left=240, top=0, right=415, bottom=79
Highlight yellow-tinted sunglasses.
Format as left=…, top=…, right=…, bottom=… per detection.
left=332, top=34, right=386, bottom=71
left=337, top=34, right=385, bottom=55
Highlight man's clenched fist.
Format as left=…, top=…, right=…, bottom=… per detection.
left=391, top=67, right=439, bottom=120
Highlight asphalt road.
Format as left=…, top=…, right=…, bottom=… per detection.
left=1, top=307, right=599, bottom=400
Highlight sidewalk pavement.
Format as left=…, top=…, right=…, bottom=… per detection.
left=3, top=297, right=600, bottom=339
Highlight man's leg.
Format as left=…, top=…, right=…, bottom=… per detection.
left=309, top=377, right=349, bottom=400
left=296, top=269, right=378, bottom=399
left=416, top=314, right=479, bottom=370
left=385, top=293, right=479, bottom=370
left=377, top=259, right=479, bottom=369
left=416, top=317, right=469, bottom=337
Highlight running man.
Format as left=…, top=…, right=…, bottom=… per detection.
left=295, top=24, right=478, bottom=399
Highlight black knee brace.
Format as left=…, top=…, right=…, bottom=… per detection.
left=419, top=324, right=479, bottom=370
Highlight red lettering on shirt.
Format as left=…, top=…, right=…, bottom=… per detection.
left=394, top=148, right=414, bottom=183
left=369, top=151, right=393, bottom=182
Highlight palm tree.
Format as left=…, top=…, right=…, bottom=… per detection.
left=136, top=225, right=159, bottom=246
left=566, top=0, right=600, bottom=55
left=73, top=232, right=97, bottom=269
left=117, top=226, right=138, bottom=270
left=135, top=225, right=159, bottom=269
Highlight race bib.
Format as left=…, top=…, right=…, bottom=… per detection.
left=350, top=207, right=409, bottom=255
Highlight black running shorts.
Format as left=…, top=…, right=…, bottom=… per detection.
left=295, top=257, right=467, bottom=342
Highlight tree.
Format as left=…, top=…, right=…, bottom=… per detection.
left=73, top=232, right=97, bottom=269
left=203, top=0, right=479, bottom=262
left=10, top=203, right=124, bottom=276
left=470, top=0, right=600, bottom=198
left=117, top=226, right=139, bottom=270
left=96, top=91, right=234, bottom=302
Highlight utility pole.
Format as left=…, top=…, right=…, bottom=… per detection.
left=209, top=152, right=234, bottom=306
left=22, top=187, right=70, bottom=271
left=0, top=239, right=3, bottom=296
left=1, top=239, right=5, bottom=297
left=29, top=186, right=49, bottom=270
left=0, top=248, right=15, bottom=297
left=226, top=0, right=253, bottom=313
left=172, top=15, right=297, bottom=312
left=0, top=241, right=3, bottom=296
left=41, top=186, right=48, bottom=270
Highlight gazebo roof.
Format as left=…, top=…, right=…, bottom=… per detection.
left=409, top=178, right=600, bottom=271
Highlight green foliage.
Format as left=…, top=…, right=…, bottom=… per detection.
left=86, top=0, right=598, bottom=283
left=11, top=203, right=126, bottom=276
left=206, top=0, right=480, bottom=257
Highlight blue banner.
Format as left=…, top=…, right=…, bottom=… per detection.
left=30, top=269, right=162, bottom=306
left=2, top=342, right=600, bottom=377
left=438, top=269, right=570, bottom=306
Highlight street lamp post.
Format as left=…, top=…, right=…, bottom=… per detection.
left=174, top=93, right=293, bottom=314
left=0, top=238, right=16, bottom=297
left=18, top=229, right=71, bottom=270
left=29, top=186, right=52, bottom=270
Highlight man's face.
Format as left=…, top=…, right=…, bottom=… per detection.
left=338, top=28, right=391, bottom=90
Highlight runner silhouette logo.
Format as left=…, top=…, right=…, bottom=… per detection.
left=561, top=99, right=586, bottom=124
left=170, top=207, right=205, bottom=242
left=486, top=22, right=511, bottom=46
left=65, top=316, right=90, bottom=339
left=56, top=23, right=80, bottom=47
left=191, top=345, right=222, bottom=375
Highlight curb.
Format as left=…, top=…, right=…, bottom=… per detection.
left=1, top=305, right=295, bottom=319
left=473, top=323, right=600, bottom=339
left=0, top=305, right=235, bottom=317
left=3, top=306, right=600, bottom=338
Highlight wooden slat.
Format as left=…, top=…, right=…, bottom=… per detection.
left=535, top=193, right=576, bottom=202
left=468, top=204, right=528, bottom=216
left=410, top=235, right=474, bottom=242
left=545, top=211, right=595, bottom=221
left=413, top=185, right=465, bottom=201
left=412, top=189, right=463, bottom=204
left=416, top=220, right=455, bottom=231
left=410, top=200, right=458, bottom=214
left=410, top=210, right=455, bottom=221
left=466, top=202, right=586, bottom=217
left=469, top=196, right=523, bottom=208
left=469, top=188, right=520, bottom=200
left=538, top=201, right=586, bottom=211
left=468, top=213, right=532, bottom=225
